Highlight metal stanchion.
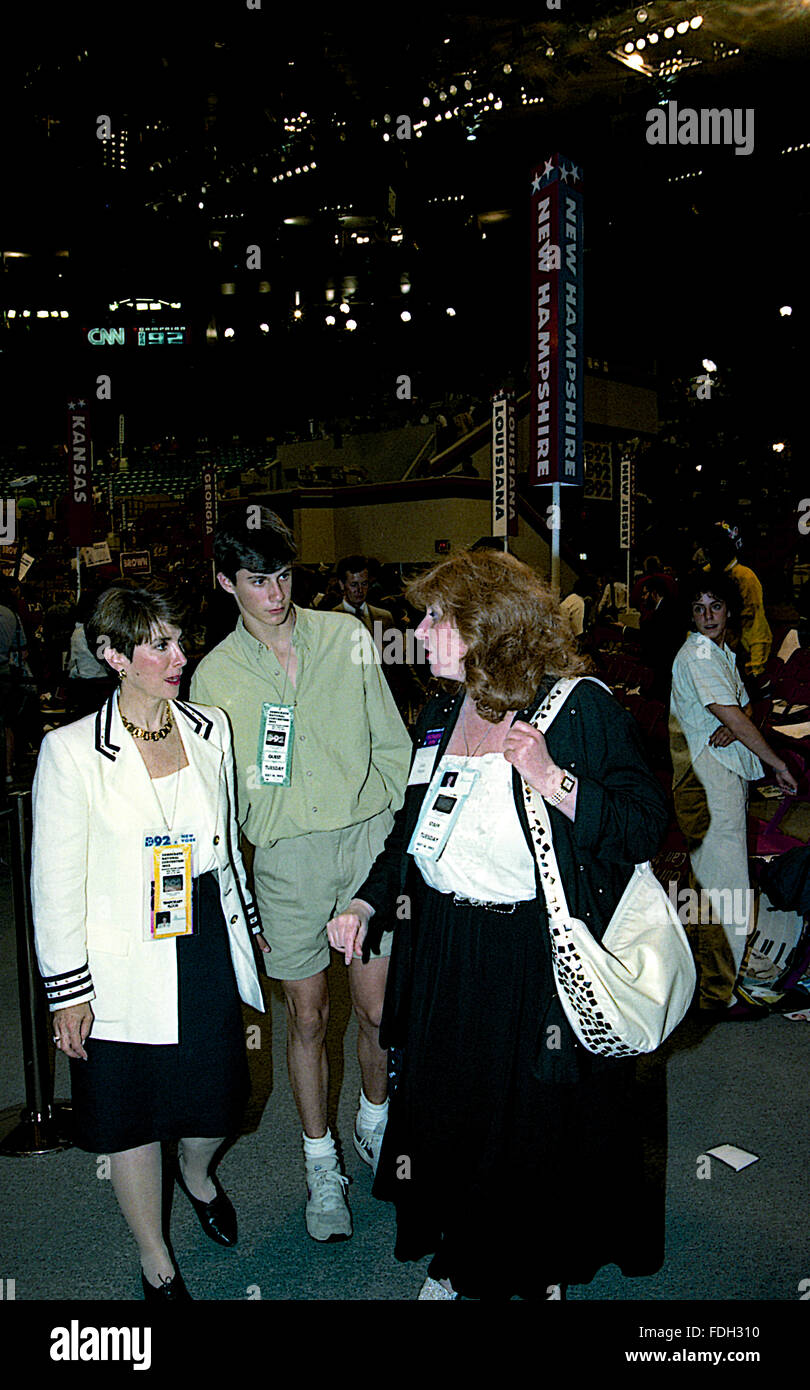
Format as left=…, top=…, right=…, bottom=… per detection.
left=0, top=790, right=72, bottom=1156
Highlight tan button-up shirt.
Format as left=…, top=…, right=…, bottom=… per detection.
left=190, top=607, right=411, bottom=845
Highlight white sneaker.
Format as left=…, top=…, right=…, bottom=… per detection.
left=353, top=1118, right=386, bottom=1175
left=417, top=1276, right=458, bottom=1300
left=305, top=1164, right=352, bottom=1242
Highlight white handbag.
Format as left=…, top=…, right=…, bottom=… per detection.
left=522, top=678, right=696, bottom=1057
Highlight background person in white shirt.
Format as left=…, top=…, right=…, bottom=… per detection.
left=669, top=569, right=797, bottom=1018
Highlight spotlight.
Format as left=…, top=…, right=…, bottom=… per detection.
left=636, top=37, right=646, bottom=49
left=325, top=314, right=336, bottom=325
left=340, top=301, right=350, bottom=313
left=636, top=7, right=648, bottom=20
left=780, top=305, right=793, bottom=316
left=223, top=327, right=234, bottom=338
left=400, top=310, right=412, bottom=322
left=446, top=307, right=456, bottom=316
left=624, top=41, right=635, bottom=53
left=702, top=358, right=717, bottom=372
left=690, top=15, right=703, bottom=28
left=648, top=32, right=659, bottom=43
left=259, top=322, right=269, bottom=333
left=772, top=442, right=785, bottom=452
left=664, top=25, right=675, bottom=38
left=345, top=318, right=357, bottom=331
left=676, top=20, right=689, bottom=33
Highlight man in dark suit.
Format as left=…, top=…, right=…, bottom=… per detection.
left=640, top=576, right=685, bottom=703
left=332, top=555, right=394, bottom=634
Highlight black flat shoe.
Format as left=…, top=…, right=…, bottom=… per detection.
left=141, top=1269, right=192, bottom=1301
left=174, top=1159, right=238, bottom=1247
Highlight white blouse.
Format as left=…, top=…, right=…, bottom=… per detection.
left=414, top=753, right=537, bottom=903
left=150, top=763, right=219, bottom=876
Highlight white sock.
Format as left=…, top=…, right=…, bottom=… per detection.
left=303, top=1128, right=337, bottom=1169
left=357, top=1089, right=388, bottom=1134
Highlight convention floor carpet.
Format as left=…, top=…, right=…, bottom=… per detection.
left=1, top=813, right=808, bottom=1305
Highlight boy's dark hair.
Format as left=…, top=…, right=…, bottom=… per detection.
left=336, top=554, right=368, bottom=582
left=214, top=504, right=297, bottom=582
left=681, top=567, right=741, bottom=627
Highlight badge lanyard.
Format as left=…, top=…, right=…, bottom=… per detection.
left=407, top=764, right=479, bottom=862
left=140, top=726, right=196, bottom=942
left=257, top=629, right=295, bottom=786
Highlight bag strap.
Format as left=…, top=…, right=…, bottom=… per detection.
left=523, top=675, right=612, bottom=924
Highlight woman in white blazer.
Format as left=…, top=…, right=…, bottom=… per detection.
left=32, top=583, right=268, bottom=1301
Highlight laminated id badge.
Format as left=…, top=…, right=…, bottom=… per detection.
left=143, top=830, right=196, bottom=940
left=407, top=766, right=478, bottom=862
left=257, top=703, right=294, bottom=785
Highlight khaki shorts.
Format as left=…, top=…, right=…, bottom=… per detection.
left=252, top=809, right=394, bottom=980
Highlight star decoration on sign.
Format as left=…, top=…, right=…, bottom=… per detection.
left=68, top=400, right=87, bottom=410
left=531, top=155, right=583, bottom=194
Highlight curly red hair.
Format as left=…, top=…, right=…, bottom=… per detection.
left=406, top=549, right=590, bottom=722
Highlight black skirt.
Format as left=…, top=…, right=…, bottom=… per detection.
left=372, top=882, right=659, bottom=1299
left=69, top=871, right=249, bottom=1153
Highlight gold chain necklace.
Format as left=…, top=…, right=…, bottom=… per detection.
left=462, top=701, right=501, bottom=758
left=120, top=706, right=174, bottom=741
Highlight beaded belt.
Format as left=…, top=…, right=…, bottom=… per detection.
left=451, top=894, right=518, bottom=915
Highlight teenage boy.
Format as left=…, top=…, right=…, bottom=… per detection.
left=190, top=507, right=410, bottom=1241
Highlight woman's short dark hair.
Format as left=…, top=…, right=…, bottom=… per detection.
left=681, top=567, right=741, bottom=627
left=406, top=549, right=590, bottom=722
left=214, top=504, right=297, bottom=582
left=87, top=582, right=187, bottom=667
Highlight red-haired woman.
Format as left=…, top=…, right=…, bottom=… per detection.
left=328, top=549, right=670, bottom=1301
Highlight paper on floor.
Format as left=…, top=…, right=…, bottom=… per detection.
left=705, top=1144, right=759, bottom=1172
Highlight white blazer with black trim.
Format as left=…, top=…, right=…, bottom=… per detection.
left=31, top=696, right=265, bottom=1044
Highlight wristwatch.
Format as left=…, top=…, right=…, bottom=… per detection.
left=545, top=769, right=577, bottom=806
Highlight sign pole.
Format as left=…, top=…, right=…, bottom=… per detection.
left=551, top=481, right=561, bottom=599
